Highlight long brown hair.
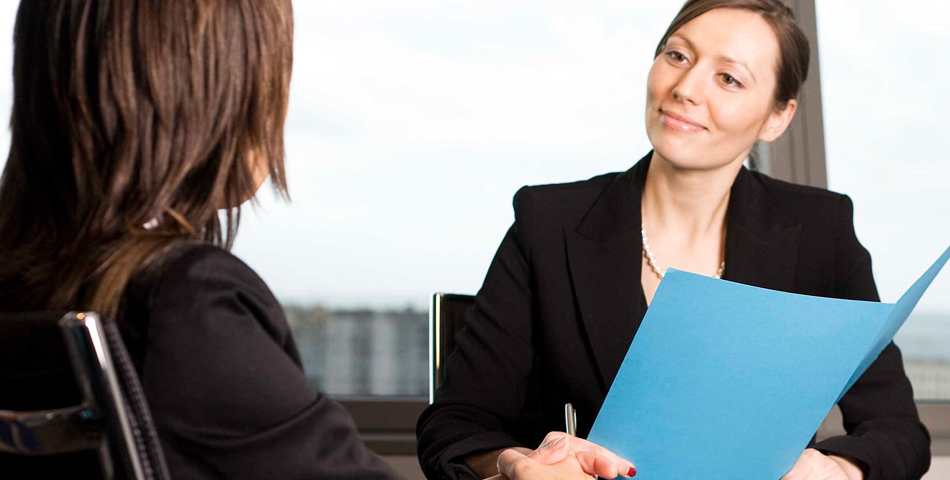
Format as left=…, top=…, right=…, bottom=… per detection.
left=656, top=0, right=810, bottom=110
left=0, top=0, right=294, bottom=316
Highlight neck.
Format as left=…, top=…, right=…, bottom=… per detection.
left=641, top=151, right=742, bottom=241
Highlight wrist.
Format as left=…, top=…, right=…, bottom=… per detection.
left=465, top=447, right=532, bottom=478
left=829, top=454, right=865, bottom=480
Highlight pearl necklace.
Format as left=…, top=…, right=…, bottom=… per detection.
left=641, top=228, right=725, bottom=280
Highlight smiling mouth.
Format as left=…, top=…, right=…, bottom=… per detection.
left=659, top=109, right=706, bottom=133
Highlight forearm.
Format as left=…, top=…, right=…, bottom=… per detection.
left=823, top=344, right=931, bottom=479
left=813, top=421, right=930, bottom=480
left=466, top=447, right=533, bottom=478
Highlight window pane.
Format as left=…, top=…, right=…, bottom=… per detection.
left=0, top=1, right=685, bottom=399
left=9, top=1, right=940, bottom=404
left=817, top=0, right=950, bottom=400
left=228, top=2, right=684, bottom=397
left=285, top=306, right=428, bottom=397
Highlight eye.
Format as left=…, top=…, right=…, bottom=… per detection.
left=666, top=50, right=689, bottom=64
left=719, top=73, right=744, bottom=89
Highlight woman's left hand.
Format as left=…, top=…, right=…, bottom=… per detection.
left=493, top=432, right=636, bottom=480
left=493, top=438, right=600, bottom=480
left=781, top=448, right=864, bottom=480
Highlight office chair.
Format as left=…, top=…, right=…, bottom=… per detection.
left=429, top=293, right=475, bottom=404
left=0, top=311, right=170, bottom=480
left=427, top=292, right=544, bottom=440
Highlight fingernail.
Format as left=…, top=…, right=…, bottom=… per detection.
left=627, top=466, right=637, bottom=477
left=550, top=435, right=566, bottom=448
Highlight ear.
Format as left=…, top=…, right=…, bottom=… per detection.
left=758, top=98, right=797, bottom=143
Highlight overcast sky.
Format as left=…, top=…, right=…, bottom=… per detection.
left=0, top=0, right=947, bottom=314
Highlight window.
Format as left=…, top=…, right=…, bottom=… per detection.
left=3, top=0, right=945, bottom=460
left=285, top=306, right=428, bottom=397
left=228, top=1, right=686, bottom=399
left=815, top=0, right=950, bottom=403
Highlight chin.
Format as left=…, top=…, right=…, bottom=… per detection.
left=649, top=133, right=709, bottom=170
left=649, top=133, right=745, bottom=172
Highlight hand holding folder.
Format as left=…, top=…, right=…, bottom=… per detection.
left=587, top=245, right=950, bottom=480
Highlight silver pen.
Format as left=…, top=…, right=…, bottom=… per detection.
left=564, top=403, right=577, bottom=436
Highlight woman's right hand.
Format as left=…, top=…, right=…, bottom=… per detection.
left=484, top=431, right=636, bottom=479
left=494, top=432, right=637, bottom=479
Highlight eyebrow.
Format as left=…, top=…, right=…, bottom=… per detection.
left=667, top=34, right=759, bottom=85
left=717, top=54, right=758, bottom=85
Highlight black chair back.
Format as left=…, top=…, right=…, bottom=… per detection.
left=0, top=312, right=170, bottom=480
left=427, top=293, right=545, bottom=444
left=429, top=293, right=475, bottom=403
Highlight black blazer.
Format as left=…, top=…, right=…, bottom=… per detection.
left=115, top=245, right=403, bottom=480
left=416, top=154, right=930, bottom=480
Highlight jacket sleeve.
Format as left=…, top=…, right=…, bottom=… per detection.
left=416, top=188, right=538, bottom=480
left=136, top=247, right=402, bottom=480
left=810, top=196, right=931, bottom=480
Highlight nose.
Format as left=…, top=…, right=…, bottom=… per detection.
left=671, top=67, right=704, bottom=106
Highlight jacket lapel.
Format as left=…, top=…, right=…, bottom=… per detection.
left=566, top=158, right=803, bottom=393
left=565, top=157, right=649, bottom=391
left=723, top=168, right=802, bottom=292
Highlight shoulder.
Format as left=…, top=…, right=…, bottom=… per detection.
left=752, top=170, right=845, bottom=206
left=513, top=172, right=622, bottom=224
left=124, top=243, right=290, bottom=350
left=744, top=169, right=855, bottom=228
left=146, top=243, right=273, bottom=299
left=152, top=243, right=269, bottom=288
left=514, top=171, right=621, bottom=207
left=739, top=171, right=875, bottom=295
left=121, top=244, right=325, bottom=445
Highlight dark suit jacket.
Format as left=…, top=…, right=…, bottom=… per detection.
left=114, top=245, right=403, bottom=480
left=416, top=154, right=931, bottom=480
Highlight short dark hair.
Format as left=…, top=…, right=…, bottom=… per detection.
left=655, top=0, right=810, bottom=110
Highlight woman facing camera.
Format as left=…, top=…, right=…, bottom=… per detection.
left=417, top=1, right=930, bottom=480
left=0, top=0, right=632, bottom=479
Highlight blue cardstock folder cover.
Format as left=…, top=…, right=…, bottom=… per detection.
left=587, top=245, right=950, bottom=480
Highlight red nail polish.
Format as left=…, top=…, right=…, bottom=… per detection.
left=627, top=466, right=637, bottom=477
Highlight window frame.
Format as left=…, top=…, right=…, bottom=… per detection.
left=921, top=402, right=950, bottom=456
left=758, top=0, right=828, bottom=188
left=339, top=398, right=427, bottom=455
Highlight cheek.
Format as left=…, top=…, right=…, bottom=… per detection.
left=709, top=94, right=769, bottom=137
left=645, top=61, right=672, bottom=105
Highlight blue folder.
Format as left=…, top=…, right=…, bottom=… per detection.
left=587, top=245, right=950, bottom=480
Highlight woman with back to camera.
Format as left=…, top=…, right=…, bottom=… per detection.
left=0, top=0, right=636, bottom=479
left=417, top=1, right=931, bottom=479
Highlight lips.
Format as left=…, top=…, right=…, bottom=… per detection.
left=659, top=109, right=706, bottom=133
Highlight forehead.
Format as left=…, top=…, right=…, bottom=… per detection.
left=671, top=8, right=780, bottom=79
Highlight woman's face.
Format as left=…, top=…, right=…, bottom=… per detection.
left=645, top=8, right=796, bottom=171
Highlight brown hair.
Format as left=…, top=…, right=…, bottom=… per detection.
left=655, top=0, right=810, bottom=110
left=0, top=0, right=294, bottom=315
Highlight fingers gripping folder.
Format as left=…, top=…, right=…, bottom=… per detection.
left=588, top=245, right=950, bottom=480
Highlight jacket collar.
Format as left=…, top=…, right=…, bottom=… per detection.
left=565, top=152, right=801, bottom=393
